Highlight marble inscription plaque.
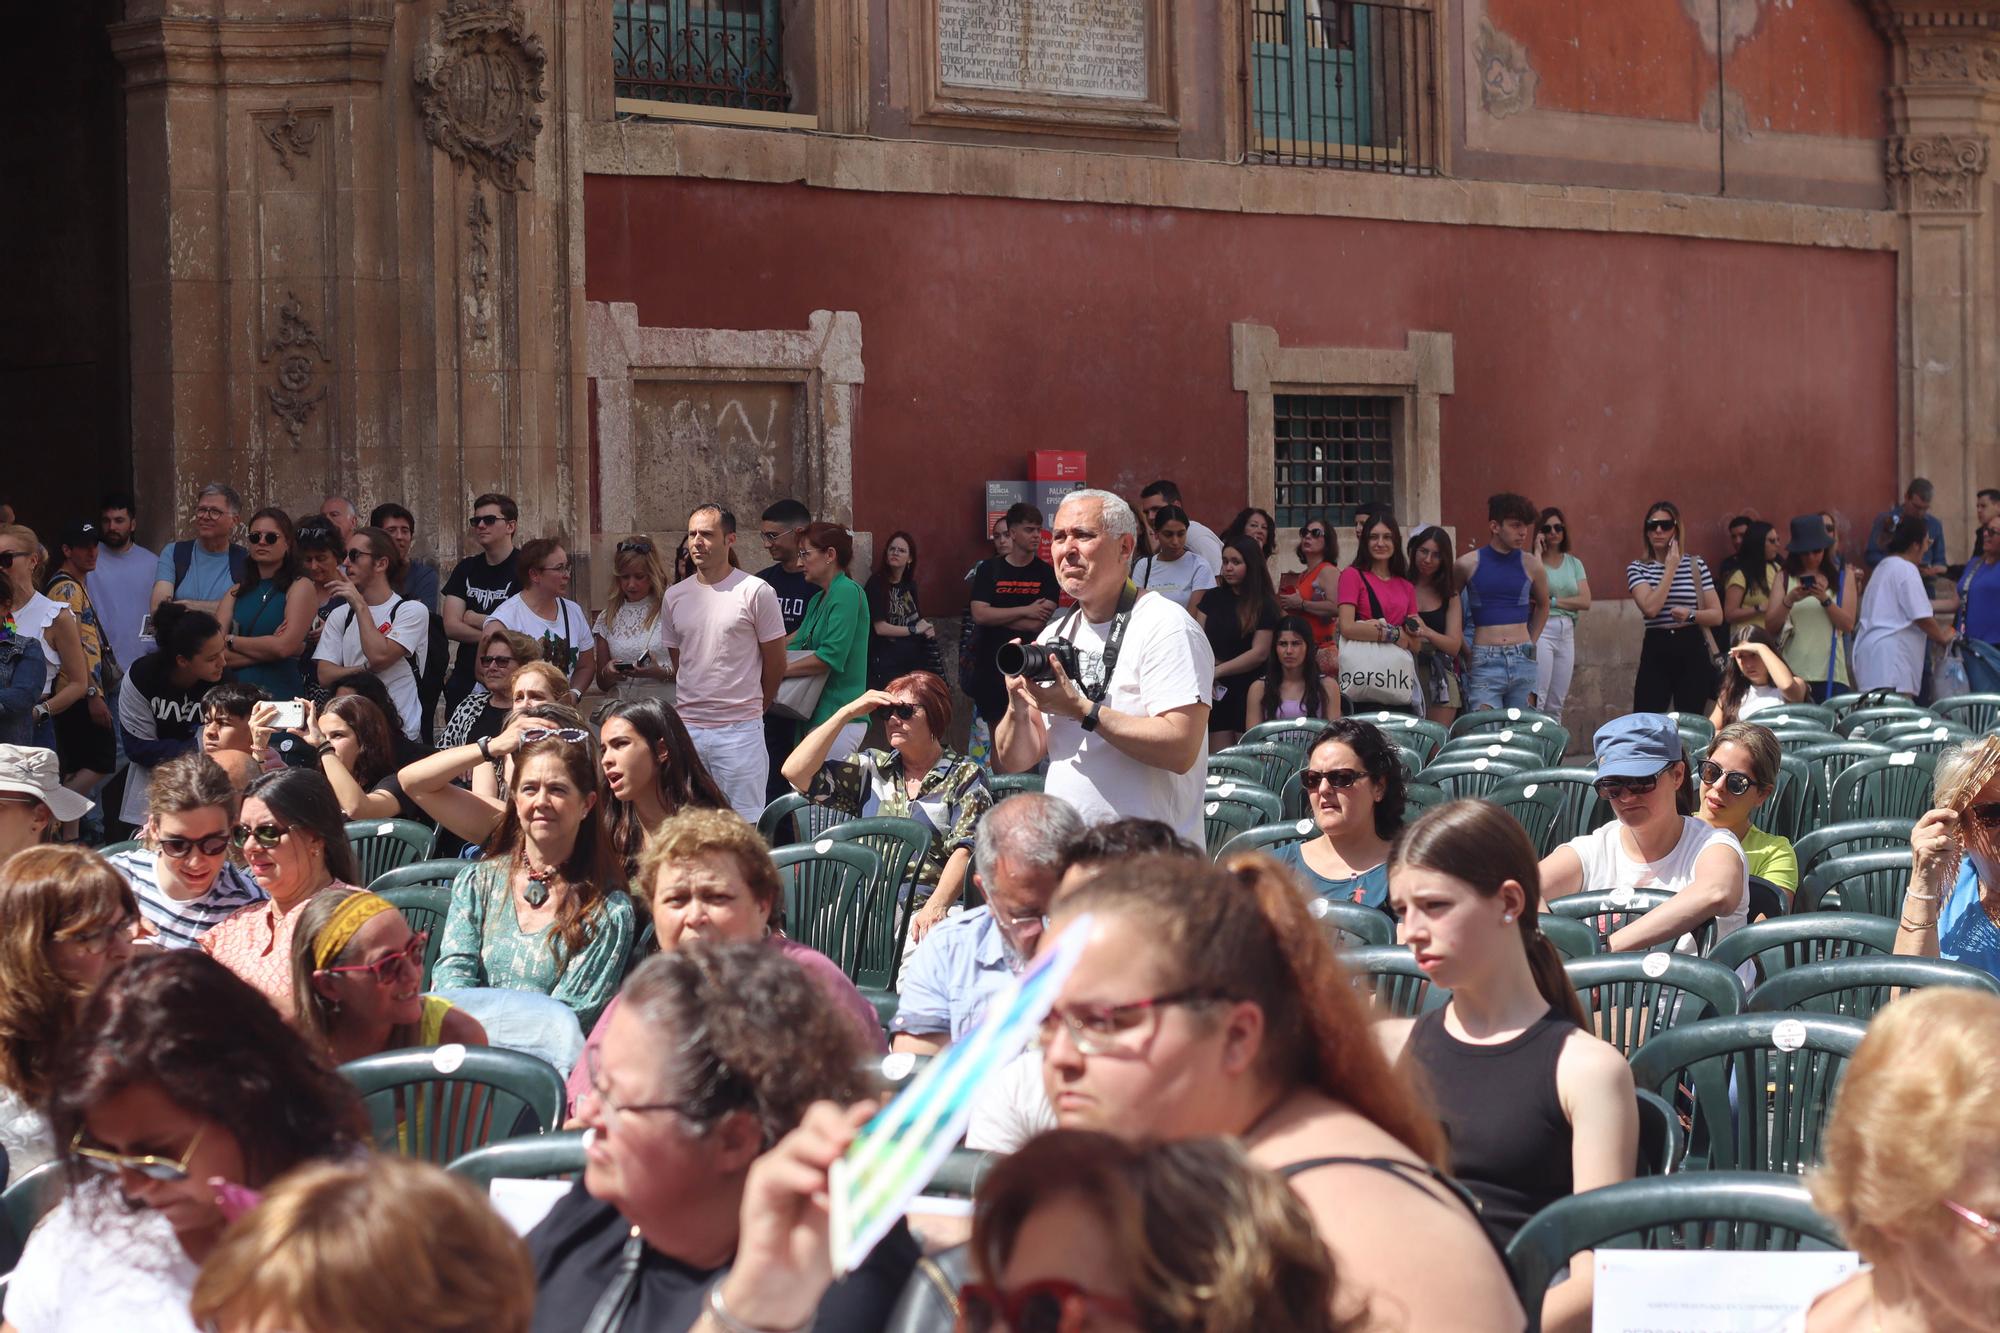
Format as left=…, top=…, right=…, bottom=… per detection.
left=937, top=0, right=1150, bottom=101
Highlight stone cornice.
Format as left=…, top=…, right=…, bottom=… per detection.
left=108, top=14, right=396, bottom=88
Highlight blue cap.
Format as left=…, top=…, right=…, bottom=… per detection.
left=1593, top=713, right=1684, bottom=779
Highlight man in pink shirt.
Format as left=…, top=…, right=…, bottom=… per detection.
left=656, top=504, right=789, bottom=817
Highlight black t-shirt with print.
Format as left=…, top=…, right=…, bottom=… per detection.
left=442, top=550, right=522, bottom=686
left=757, top=563, right=816, bottom=634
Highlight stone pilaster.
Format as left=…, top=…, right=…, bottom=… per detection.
left=1872, top=2, right=2000, bottom=553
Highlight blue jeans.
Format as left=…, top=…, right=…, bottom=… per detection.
left=1467, top=643, right=1538, bottom=711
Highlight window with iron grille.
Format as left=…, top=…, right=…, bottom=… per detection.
left=1247, top=0, right=1438, bottom=174
left=613, top=0, right=790, bottom=112
left=1272, top=395, right=1396, bottom=529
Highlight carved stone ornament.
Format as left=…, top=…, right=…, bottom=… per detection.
left=260, top=102, right=320, bottom=178
left=1907, top=40, right=2000, bottom=84
left=467, top=187, right=494, bottom=340
left=1886, top=133, right=1990, bottom=212
left=415, top=0, right=548, bottom=192
left=262, top=292, right=331, bottom=442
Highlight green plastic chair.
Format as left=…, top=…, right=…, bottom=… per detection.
left=344, top=819, right=438, bottom=885
left=1209, top=742, right=1300, bottom=796
left=1391, top=745, right=1425, bottom=783
left=1340, top=945, right=1448, bottom=1017
left=1826, top=690, right=1914, bottom=718
left=1706, top=913, right=1898, bottom=984
left=925, top=1147, right=1003, bottom=1199
left=1665, top=711, right=1716, bottom=751
left=446, top=1130, right=587, bottom=1190
left=770, top=841, right=881, bottom=980
left=1278, top=770, right=1311, bottom=821
left=1310, top=897, right=1394, bottom=948
left=1205, top=754, right=1267, bottom=787
left=1748, top=752, right=1813, bottom=844
left=370, top=871, right=459, bottom=989
left=1415, top=755, right=1532, bottom=801
left=1633, top=1088, right=1683, bottom=1177
left=1449, top=706, right=1561, bottom=739
left=1935, top=692, right=2000, bottom=734
left=1752, top=702, right=1836, bottom=730
left=1829, top=753, right=1937, bottom=825
left=1204, top=791, right=1276, bottom=859
left=0, top=1161, right=66, bottom=1273
left=1486, top=775, right=1572, bottom=857
left=756, top=792, right=846, bottom=845
left=1562, top=953, right=1745, bottom=1060
left=1443, top=721, right=1569, bottom=767
left=1401, top=782, right=1445, bottom=814
left=1835, top=705, right=1937, bottom=741
left=1871, top=718, right=1977, bottom=755
left=1502, top=768, right=1613, bottom=846
left=1787, top=741, right=1892, bottom=825
left=1794, top=850, right=1914, bottom=919
left=820, top=817, right=934, bottom=992
left=1539, top=914, right=1599, bottom=961
left=1627, top=1013, right=1868, bottom=1173
left=1548, top=890, right=1717, bottom=957
left=94, top=838, right=144, bottom=859
left=1217, top=818, right=1319, bottom=863
left=1505, top=1174, right=1843, bottom=1327
left=1203, top=780, right=1282, bottom=822
left=1348, top=712, right=1448, bottom=764
left=1241, top=718, right=1332, bottom=754
left=1791, top=819, right=1913, bottom=879
left=340, top=1046, right=568, bottom=1164
left=1747, top=955, right=2000, bottom=1020
left=1433, top=738, right=1550, bottom=773
left=987, top=772, right=1044, bottom=804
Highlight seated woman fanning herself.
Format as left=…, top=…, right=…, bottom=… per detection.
left=1695, top=722, right=1798, bottom=898
left=108, top=752, right=264, bottom=950
left=199, top=768, right=361, bottom=1015
left=564, top=807, right=883, bottom=1115
left=1898, top=734, right=2000, bottom=980
left=0, top=846, right=139, bottom=1184
left=1379, top=800, right=1636, bottom=1324
left=1039, top=852, right=1524, bottom=1331
left=1708, top=629, right=1807, bottom=729
left=1270, top=718, right=1405, bottom=911
left=599, top=697, right=729, bottom=880
left=290, top=888, right=487, bottom=1065
left=781, top=669, right=990, bottom=942
left=1540, top=713, right=1748, bottom=954
left=530, top=942, right=916, bottom=1333
left=428, top=724, right=634, bottom=1030
left=5, top=951, right=364, bottom=1333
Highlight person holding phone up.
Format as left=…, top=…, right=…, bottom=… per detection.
left=1765, top=514, right=1858, bottom=703
left=592, top=535, right=676, bottom=706
left=1626, top=501, right=1723, bottom=714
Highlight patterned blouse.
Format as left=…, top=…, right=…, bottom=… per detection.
left=429, top=859, right=635, bottom=1029
left=200, top=882, right=358, bottom=1016
left=805, top=748, right=991, bottom=903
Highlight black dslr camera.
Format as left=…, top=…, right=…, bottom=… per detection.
left=996, top=639, right=1081, bottom=683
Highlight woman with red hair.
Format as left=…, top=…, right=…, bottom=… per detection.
left=780, top=523, right=872, bottom=759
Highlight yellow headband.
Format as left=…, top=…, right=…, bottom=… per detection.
left=313, top=893, right=396, bottom=970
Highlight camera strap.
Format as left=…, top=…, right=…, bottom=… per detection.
left=1056, top=581, right=1138, bottom=704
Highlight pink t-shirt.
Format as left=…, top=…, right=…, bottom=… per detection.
left=564, top=936, right=886, bottom=1112
left=1336, top=567, right=1418, bottom=629
left=655, top=569, right=787, bottom=727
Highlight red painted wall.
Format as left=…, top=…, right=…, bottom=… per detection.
left=585, top=176, right=1897, bottom=611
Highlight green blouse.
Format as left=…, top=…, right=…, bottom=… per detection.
left=430, top=859, right=635, bottom=1029
left=789, top=572, right=871, bottom=727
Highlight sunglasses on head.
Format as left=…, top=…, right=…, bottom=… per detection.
left=617, top=539, right=654, bottom=555
left=245, top=531, right=283, bottom=546
left=1645, top=518, right=1678, bottom=532
left=959, top=1281, right=1138, bottom=1333
left=156, top=832, right=231, bottom=859
left=1593, top=773, right=1663, bottom=798
left=230, top=821, right=291, bottom=849
left=470, top=514, right=504, bottom=527
left=520, top=726, right=589, bottom=744
left=1698, top=760, right=1763, bottom=797
left=71, top=1125, right=205, bottom=1182
left=1300, top=767, right=1368, bottom=792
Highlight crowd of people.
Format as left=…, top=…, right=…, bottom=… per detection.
left=0, top=475, right=1993, bottom=1331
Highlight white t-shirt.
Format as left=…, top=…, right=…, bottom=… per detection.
left=1562, top=816, right=1748, bottom=951
left=1852, top=555, right=1933, bottom=696
left=1034, top=588, right=1215, bottom=841
left=1132, top=551, right=1216, bottom=608
left=486, top=594, right=593, bottom=677
left=6, top=1187, right=200, bottom=1333
left=312, top=593, right=430, bottom=739
left=966, top=1048, right=1058, bottom=1153
left=656, top=568, right=788, bottom=728
left=1735, top=684, right=1787, bottom=720
left=1185, top=519, right=1225, bottom=575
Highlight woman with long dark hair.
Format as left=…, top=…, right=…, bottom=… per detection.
left=1246, top=614, right=1338, bottom=725
left=116, top=600, right=228, bottom=826
left=599, top=696, right=728, bottom=875
left=1271, top=719, right=1404, bottom=909
left=1224, top=507, right=1279, bottom=563
left=1709, top=629, right=1807, bottom=728
left=1277, top=515, right=1341, bottom=676
left=1337, top=511, right=1420, bottom=715
left=1721, top=519, right=1784, bottom=643
left=1533, top=506, right=1591, bottom=723
left=1626, top=500, right=1723, bottom=713
left=1406, top=525, right=1464, bottom=726
left=217, top=508, right=316, bottom=702
left=863, top=529, right=937, bottom=687
left=1194, top=536, right=1280, bottom=749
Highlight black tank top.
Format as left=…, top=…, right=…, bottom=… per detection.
left=1400, top=1007, right=1575, bottom=1248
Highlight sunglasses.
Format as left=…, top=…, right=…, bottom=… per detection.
left=343, top=548, right=374, bottom=563
left=520, top=726, right=589, bottom=744
left=1645, top=519, right=1678, bottom=532
left=479, top=654, right=517, bottom=669
left=1300, top=767, right=1368, bottom=791
left=617, top=539, right=654, bottom=555
left=758, top=529, right=793, bottom=544
left=0, top=551, right=21, bottom=569
left=1698, top=761, right=1763, bottom=797
left=1541, top=524, right=1564, bottom=534
left=156, top=832, right=230, bottom=859
left=1594, top=774, right=1662, bottom=799
left=1302, top=527, right=1327, bottom=538
left=72, top=1125, right=205, bottom=1182
left=229, top=821, right=292, bottom=849
left=318, top=931, right=429, bottom=984
left=245, top=531, right=283, bottom=546
left=1967, top=801, right=2000, bottom=829
left=959, top=1280, right=1138, bottom=1333
left=875, top=703, right=918, bottom=722
left=469, top=514, right=505, bottom=527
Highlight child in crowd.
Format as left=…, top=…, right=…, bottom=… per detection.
left=200, top=681, right=270, bottom=790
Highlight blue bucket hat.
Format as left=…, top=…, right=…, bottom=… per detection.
left=1593, top=713, right=1684, bottom=779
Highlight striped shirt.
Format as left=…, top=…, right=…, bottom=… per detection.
left=1626, top=556, right=1715, bottom=630
left=110, top=850, right=267, bottom=950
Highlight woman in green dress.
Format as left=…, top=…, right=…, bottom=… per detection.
left=430, top=725, right=634, bottom=1029
left=783, top=521, right=873, bottom=762
left=218, top=507, right=319, bottom=701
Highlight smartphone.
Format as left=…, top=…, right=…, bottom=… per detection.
left=270, top=700, right=307, bottom=730
left=611, top=661, right=635, bottom=673
left=1402, top=616, right=1423, bottom=634
left=138, top=613, right=155, bottom=640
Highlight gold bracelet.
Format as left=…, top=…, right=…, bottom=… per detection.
left=1900, top=915, right=1939, bottom=932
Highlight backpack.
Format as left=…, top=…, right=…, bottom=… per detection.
left=171, top=540, right=249, bottom=593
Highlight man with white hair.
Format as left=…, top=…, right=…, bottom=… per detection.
left=995, top=488, right=1214, bottom=841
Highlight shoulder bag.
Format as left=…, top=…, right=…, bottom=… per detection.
left=1336, top=574, right=1421, bottom=708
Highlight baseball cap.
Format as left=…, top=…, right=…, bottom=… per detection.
left=0, top=745, right=93, bottom=822
left=59, top=519, right=99, bottom=550
left=1592, top=714, right=1684, bottom=780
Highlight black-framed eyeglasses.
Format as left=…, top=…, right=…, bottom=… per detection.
left=520, top=726, right=588, bottom=744
left=1697, top=761, right=1764, bottom=797
left=245, top=531, right=283, bottom=546
left=1645, top=519, right=1678, bottom=532
left=617, top=539, right=654, bottom=555
left=318, top=931, right=429, bottom=985
left=343, top=548, right=374, bottom=564
left=1299, top=767, right=1368, bottom=792
left=229, top=821, right=291, bottom=849
left=538, top=562, right=571, bottom=575
left=156, top=832, right=230, bottom=860
left=470, top=514, right=505, bottom=527
left=1594, top=772, right=1663, bottom=799
left=194, top=506, right=230, bottom=520
left=71, top=1125, right=205, bottom=1182
left=478, top=654, right=517, bottom=669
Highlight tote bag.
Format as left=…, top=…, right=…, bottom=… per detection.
left=1336, top=574, right=1421, bottom=708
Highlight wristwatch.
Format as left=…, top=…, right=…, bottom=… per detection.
left=1081, top=701, right=1103, bottom=733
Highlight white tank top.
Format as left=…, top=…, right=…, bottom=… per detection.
left=13, top=592, right=63, bottom=699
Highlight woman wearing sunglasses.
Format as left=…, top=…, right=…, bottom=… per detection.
left=781, top=669, right=990, bottom=943
left=437, top=624, right=538, bottom=753
left=1799, top=988, right=2000, bottom=1332
left=1694, top=722, right=1798, bottom=898
left=197, top=769, right=361, bottom=1016
left=593, top=536, right=676, bottom=705
left=106, top=753, right=263, bottom=950
left=1269, top=719, right=1403, bottom=912
left=4, top=950, right=363, bottom=1333
left=290, top=889, right=485, bottom=1064
left=1626, top=501, right=1722, bottom=714
left=1539, top=713, right=1749, bottom=954
left=0, top=846, right=138, bottom=1185
left=1898, top=735, right=2000, bottom=981
left=215, top=507, right=315, bottom=703
left=1533, top=506, right=1590, bottom=723
left=427, top=724, right=633, bottom=1029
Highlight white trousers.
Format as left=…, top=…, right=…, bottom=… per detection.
left=691, top=719, right=771, bottom=821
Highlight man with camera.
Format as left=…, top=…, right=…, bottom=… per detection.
left=994, top=489, right=1214, bottom=841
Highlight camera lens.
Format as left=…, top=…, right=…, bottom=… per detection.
left=996, top=642, right=1043, bottom=677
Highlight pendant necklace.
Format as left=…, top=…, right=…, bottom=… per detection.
left=519, top=848, right=559, bottom=909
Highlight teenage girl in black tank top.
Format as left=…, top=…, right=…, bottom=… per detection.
left=1380, top=800, right=1639, bottom=1320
